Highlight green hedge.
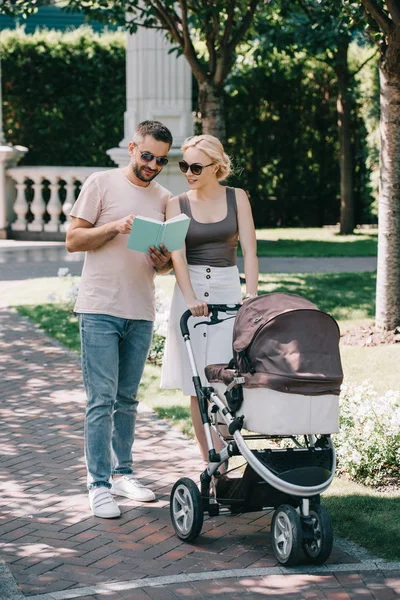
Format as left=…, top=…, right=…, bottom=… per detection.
left=225, top=45, right=378, bottom=227
left=1, top=28, right=378, bottom=226
left=0, top=27, right=126, bottom=166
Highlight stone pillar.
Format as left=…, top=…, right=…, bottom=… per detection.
left=0, top=51, right=28, bottom=237
left=107, top=26, right=193, bottom=195
left=0, top=146, right=28, bottom=238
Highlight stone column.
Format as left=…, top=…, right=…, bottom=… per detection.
left=0, top=146, right=28, bottom=236
left=0, top=48, right=28, bottom=237
left=107, top=26, right=193, bottom=195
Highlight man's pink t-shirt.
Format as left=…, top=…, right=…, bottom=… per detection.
left=70, top=168, right=171, bottom=321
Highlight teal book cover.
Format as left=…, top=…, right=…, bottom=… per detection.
left=127, top=214, right=190, bottom=253
left=160, top=214, right=190, bottom=252
left=127, top=217, right=163, bottom=253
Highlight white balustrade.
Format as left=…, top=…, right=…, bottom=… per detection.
left=5, top=166, right=108, bottom=234
left=60, top=175, right=78, bottom=233
left=44, top=177, right=62, bottom=232
left=11, top=170, right=29, bottom=231
left=28, top=174, right=47, bottom=231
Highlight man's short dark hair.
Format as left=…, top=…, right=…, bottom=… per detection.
left=134, top=120, right=173, bottom=147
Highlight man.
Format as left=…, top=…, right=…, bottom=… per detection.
left=66, top=120, right=173, bottom=518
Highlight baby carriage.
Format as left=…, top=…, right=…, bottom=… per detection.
left=169, top=292, right=343, bottom=566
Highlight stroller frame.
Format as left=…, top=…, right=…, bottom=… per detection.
left=170, top=304, right=337, bottom=566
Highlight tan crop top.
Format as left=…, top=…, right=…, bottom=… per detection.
left=178, top=187, right=239, bottom=267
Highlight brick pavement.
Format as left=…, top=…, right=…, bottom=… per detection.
left=1, top=308, right=399, bottom=600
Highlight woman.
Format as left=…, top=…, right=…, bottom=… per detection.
left=161, top=134, right=258, bottom=465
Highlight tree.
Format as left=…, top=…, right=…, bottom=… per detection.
left=3, top=0, right=267, bottom=141
left=349, top=0, right=400, bottom=329
left=225, top=19, right=342, bottom=227
left=280, top=1, right=377, bottom=235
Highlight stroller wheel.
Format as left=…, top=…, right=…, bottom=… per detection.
left=303, top=505, right=333, bottom=564
left=170, top=478, right=204, bottom=542
left=271, top=504, right=303, bottom=566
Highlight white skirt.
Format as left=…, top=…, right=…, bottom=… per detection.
left=160, top=265, right=242, bottom=396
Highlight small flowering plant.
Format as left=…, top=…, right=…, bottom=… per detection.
left=335, top=380, right=400, bottom=485
left=148, top=288, right=169, bottom=365
left=50, top=268, right=170, bottom=365
left=47, top=267, right=80, bottom=310
left=154, top=288, right=170, bottom=338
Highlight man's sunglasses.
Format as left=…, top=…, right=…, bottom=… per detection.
left=179, top=160, right=214, bottom=176
left=140, top=151, right=169, bottom=167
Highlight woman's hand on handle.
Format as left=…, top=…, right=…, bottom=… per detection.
left=186, top=297, right=209, bottom=317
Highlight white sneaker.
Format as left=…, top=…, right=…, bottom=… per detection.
left=111, top=475, right=156, bottom=502
left=89, top=487, right=121, bottom=518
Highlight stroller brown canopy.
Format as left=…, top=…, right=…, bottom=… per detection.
left=207, top=292, right=343, bottom=396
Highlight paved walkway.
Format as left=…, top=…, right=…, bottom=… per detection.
left=1, top=309, right=399, bottom=599
left=0, top=241, right=376, bottom=280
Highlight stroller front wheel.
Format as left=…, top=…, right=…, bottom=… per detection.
left=170, top=478, right=204, bottom=542
left=303, top=505, right=333, bottom=564
left=271, top=504, right=303, bottom=566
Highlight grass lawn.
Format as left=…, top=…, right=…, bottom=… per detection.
left=340, top=344, right=400, bottom=393
left=324, top=478, right=400, bottom=561
left=257, top=271, right=376, bottom=324
left=15, top=270, right=399, bottom=396
left=251, top=226, right=378, bottom=257
left=0, top=276, right=78, bottom=309
left=17, top=303, right=81, bottom=353
left=255, top=271, right=400, bottom=393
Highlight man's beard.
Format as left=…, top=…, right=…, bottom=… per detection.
left=131, top=162, right=159, bottom=182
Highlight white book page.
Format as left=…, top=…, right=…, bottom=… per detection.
left=136, top=215, right=163, bottom=225
left=165, top=213, right=190, bottom=225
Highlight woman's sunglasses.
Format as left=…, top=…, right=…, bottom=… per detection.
left=140, top=151, right=169, bottom=167
left=179, top=160, right=214, bottom=176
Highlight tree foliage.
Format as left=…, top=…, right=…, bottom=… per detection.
left=224, top=7, right=378, bottom=227
left=0, top=25, right=379, bottom=226
left=226, top=48, right=339, bottom=227
left=277, top=1, right=378, bottom=234
left=0, top=27, right=126, bottom=166
left=343, top=0, right=400, bottom=72
left=66, top=0, right=264, bottom=82
left=2, top=0, right=267, bottom=138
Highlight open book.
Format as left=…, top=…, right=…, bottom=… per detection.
left=127, top=213, right=191, bottom=253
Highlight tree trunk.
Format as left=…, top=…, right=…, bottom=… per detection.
left=198, top=80, right=226, bottom=141
left=335, top=38, right=354, bottom=235
left=375, top=32, right=400, bottom=330
left=316, top=85, right=330, bottom=227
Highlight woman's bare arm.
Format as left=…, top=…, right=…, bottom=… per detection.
left=236, top=188, right=259, bottom=297
left=167, top=197, right=208, bottom=317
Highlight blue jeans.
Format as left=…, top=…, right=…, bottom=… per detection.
left=79, top=313, right=153, bottom=489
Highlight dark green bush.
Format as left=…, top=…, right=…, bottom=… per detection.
left=0, top=27, right=126, bottom=166
left=225, top=47, right=377, bottom=227
left=1, top=28, right=378, bottom=226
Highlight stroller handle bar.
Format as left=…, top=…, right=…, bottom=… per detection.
left=180, top=304, right=242, bottom=337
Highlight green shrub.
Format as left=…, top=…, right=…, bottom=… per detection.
left=1, top=28, right=379, bottom=226
left=0, top=27, right=126, bottom=166
left=54, top=267, right=167, bottom=363
left=147, top=332, right=166, bottom=366
left=335, top=380, right=400, bottom=485
left=225, top=42, right=379, bottom=227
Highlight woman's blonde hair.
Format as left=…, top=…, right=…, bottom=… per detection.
left=181, top=134, right=231, bottom=181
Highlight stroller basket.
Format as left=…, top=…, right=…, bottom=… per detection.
left=256, top=447, right=333, bottom=486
